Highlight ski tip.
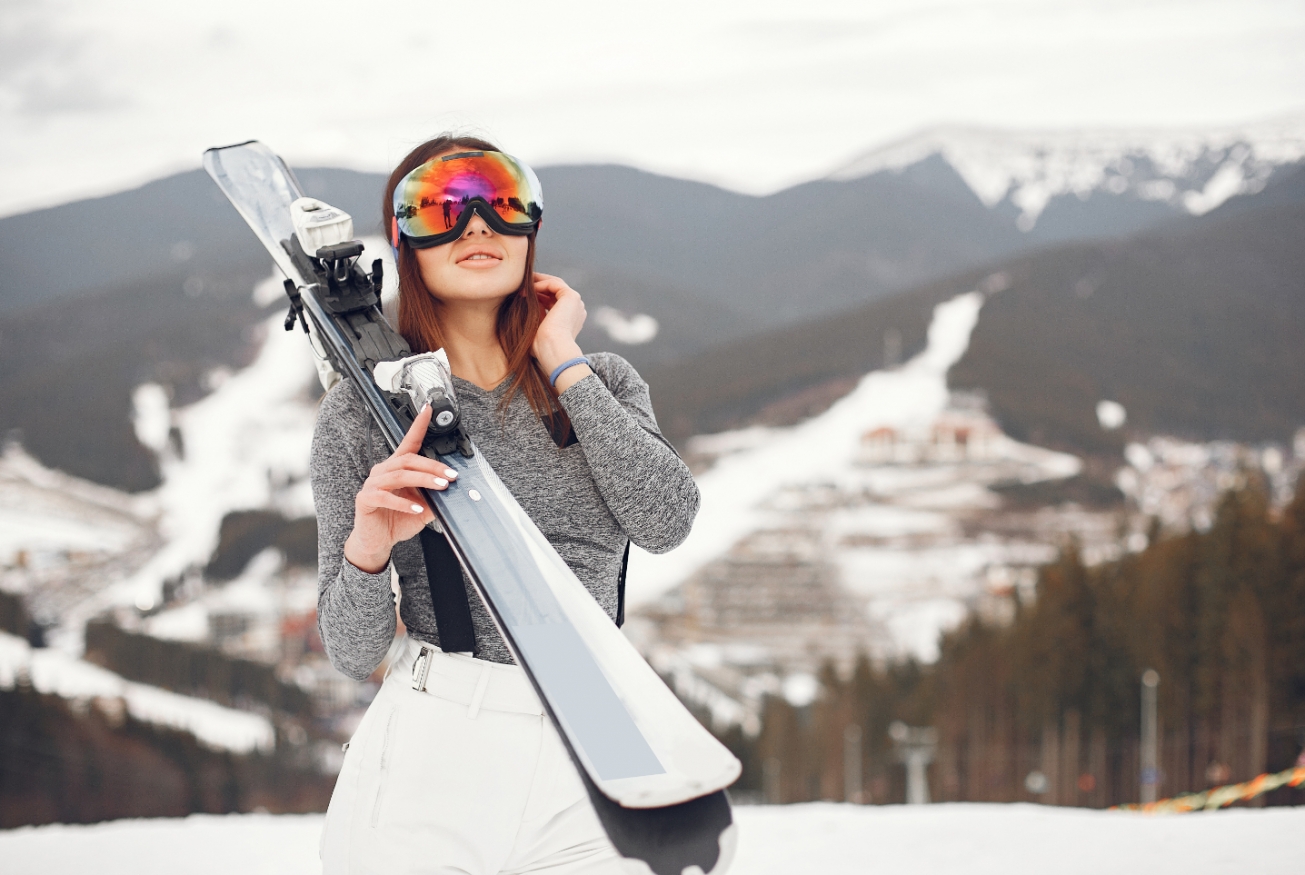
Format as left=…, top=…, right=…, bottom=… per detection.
left=203, top=139, right=263, bottom=154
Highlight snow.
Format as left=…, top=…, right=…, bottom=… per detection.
left=628, top=291, right=987, bottom=607
left=629, top=288, right=1089, bottom=661
left=130, top=383, right=171, bottom=454
left=0, top=443, right=148, bottom=562
left=2, top=1, right=1304, bottom=217
left=1096, top=400, right=1126, bottom=430
left=107, top=297, right=321, bottom=613
left=832, top=115, right=1305, bottom=227
left=3, top=804, right=1304, bottom=875
left=0, top=632, right=274, bottom=754
left=142, top=601, right=209, bottom=642
left=592, top=307, right=659, bottom=345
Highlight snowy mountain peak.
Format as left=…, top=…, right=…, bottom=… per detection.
left=831, top=114, right=1305, bottom=229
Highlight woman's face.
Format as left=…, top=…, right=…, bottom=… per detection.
left=411, top=210, right=530, bottom=308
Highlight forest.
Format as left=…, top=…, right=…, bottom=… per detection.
left=6, top=477, right=1304, bottom=823
left=732, top=474, right=1305, bottom=808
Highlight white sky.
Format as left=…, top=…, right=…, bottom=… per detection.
left=2, top=0, right=1303, bottom=217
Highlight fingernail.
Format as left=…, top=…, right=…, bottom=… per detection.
left=421, top=402, right=431, bottom=412
left=433, top=477, right=448, bottom=488
left=444, top=469, right=457, bottom=479
left=410, top=503, right=423, bottom=513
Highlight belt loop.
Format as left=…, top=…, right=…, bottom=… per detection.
left=466, top=660, right=492, bottom=719
left=411, top=641, right=434, bottom=692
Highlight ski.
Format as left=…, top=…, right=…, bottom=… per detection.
left=203, top=141, right=738, bottom=875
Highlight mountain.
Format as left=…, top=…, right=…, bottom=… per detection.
left=0, top=270, right=271, bottom=491
left=832, top=114, right=1305, bottom=240
left=644, top=163, right=1305, bottom=458
left=2, top=119, right=1303, bottom=490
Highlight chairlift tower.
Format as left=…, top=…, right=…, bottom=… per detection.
left=889, top=721, right=937, bottom=804
left=1140, top=669, right=1160, bottom=804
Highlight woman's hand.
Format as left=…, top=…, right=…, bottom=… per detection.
left=532, top=272, right=592, bottom=392
left=343, top=404, right=458, bottom=574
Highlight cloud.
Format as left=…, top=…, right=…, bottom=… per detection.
left=0, top=0, right=126, bottom=116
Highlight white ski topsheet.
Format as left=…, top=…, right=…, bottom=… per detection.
left=445, top=448, right=740, bottom=807
left=203, top=142, right=740, bottom=809
left=203, top=142, right=304, bottom=284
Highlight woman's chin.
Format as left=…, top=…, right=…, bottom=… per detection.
left=430, top=282, right=520, bottom=306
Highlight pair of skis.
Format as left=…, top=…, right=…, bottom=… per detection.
left=203, top=141, right=737, bottom=875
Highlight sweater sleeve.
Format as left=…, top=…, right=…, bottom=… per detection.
left=558, top=353, right=699, bottom=553
left=310, top=384, right=398, bottom=681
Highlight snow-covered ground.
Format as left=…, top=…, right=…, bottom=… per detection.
left=109, top=307, right=320, bottom=616
left=629, top=292, right=991, bottom=606
left=2, top=1, right=1303, bottom=217
left=629, top=287, right=1092, bottom=663
left=0, top=631, right=274, bottom=754
left=2, top=804, right=1302, bottom=875
left=0, top=443, right=150, bottom=563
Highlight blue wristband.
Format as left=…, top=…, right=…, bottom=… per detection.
left=549, top=356, right=591, bottom=387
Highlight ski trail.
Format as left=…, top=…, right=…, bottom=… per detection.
left=627, top=290, right=985, bottom=608
left=90, top=304, right=320, bottom=626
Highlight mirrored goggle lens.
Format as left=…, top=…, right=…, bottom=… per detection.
left=394, top=151, right=543, bottom=242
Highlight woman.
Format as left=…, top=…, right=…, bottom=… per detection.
left=311, top=134, right=700, bottom=874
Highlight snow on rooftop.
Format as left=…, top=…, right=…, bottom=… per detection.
left=2, top=804, right=1303, bottom=875
left=0, top=632, right=274, bottom=754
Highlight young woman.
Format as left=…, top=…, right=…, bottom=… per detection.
left=311, top=135, right=700, bottom=874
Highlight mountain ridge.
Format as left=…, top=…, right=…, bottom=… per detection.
left=644, top=166, right=1305, bottom=459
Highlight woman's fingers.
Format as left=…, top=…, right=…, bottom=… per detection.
left=533, top=272, right=577, bottom=311
left=395, top=403, right=434, bottom=455
left=371, top=468, right=456, bottom=492
left=372, top=454, right=458, bottom=480
left=359, top=487, right=429, bottom=516
left=533, top=271, right=565, bottom=290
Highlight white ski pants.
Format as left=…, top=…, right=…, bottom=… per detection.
left=320, top=636, right=625, bottom=875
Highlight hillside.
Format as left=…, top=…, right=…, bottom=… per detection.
left=0, top=270, right=270, bottom=491
left=2, top=128, right=1301, bottom=491
left=949, top=200, right=1305, bottom=457
left=645, top=166, right=1305, bottom=457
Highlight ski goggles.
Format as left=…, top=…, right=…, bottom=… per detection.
left=391, top=150, right=543, bottom=249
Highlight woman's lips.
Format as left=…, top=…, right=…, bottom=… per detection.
left=456, top=251, right=503, bottom=267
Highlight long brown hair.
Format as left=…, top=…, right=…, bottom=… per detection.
left=383, top=135, right=562, bottom=428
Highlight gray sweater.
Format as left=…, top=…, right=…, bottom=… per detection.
left=310, top=352, right=699, bottom=680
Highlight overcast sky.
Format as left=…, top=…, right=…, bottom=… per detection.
left=2, top=0, right=1303, bottom=217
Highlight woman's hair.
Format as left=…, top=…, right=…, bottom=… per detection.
left=383, top=134, right=562, bottom=431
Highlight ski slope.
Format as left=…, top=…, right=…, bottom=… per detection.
left=628, top=292, right=991, bottom=607
left=2, top=804, right=1302, bottom=875
left=628, top=288, right=1090, bottom=661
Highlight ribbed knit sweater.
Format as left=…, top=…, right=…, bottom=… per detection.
left=310, top=353, right=698, bottom=680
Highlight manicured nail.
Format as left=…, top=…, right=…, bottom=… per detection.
left=421, top=402, right=431, bottom=413
left=433, top=477, right=448, bottom=488
left=410, top=503, right=423, bottom=513
left=444, top=469, right=457, bottom=479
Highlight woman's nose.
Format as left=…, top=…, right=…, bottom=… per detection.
left=462, top=212, right=493, bottom=237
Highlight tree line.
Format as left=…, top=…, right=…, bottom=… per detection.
left=0, top=683, right=332, bottom=828
left=731, top=475, right=1305, bottom=807
left=84, top=619, right=314, bottom=717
